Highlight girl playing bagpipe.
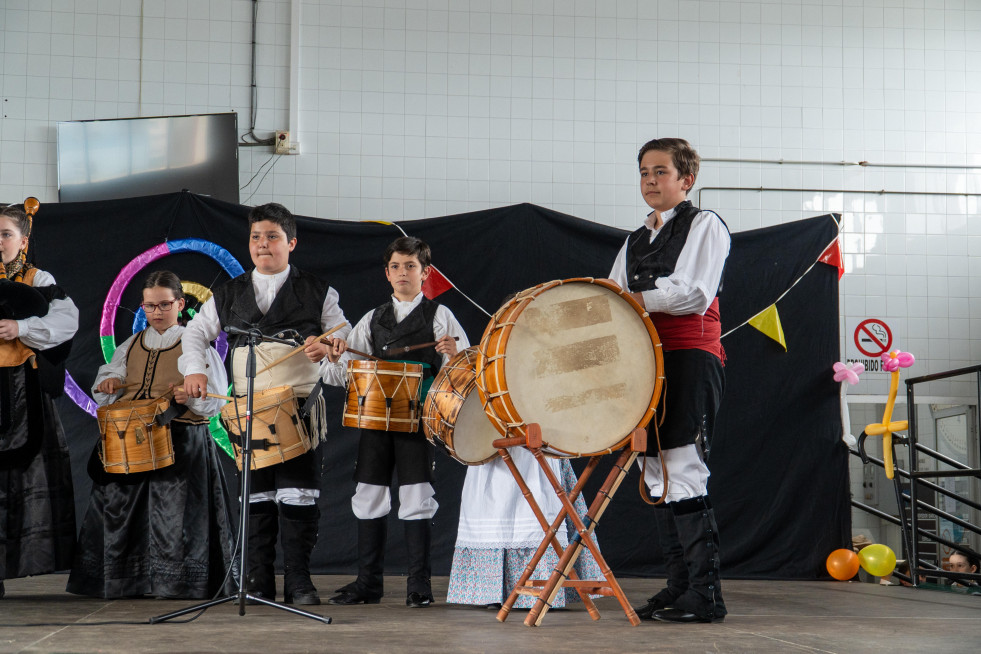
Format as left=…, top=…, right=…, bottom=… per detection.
left=0, top=200, right=78, bottom=599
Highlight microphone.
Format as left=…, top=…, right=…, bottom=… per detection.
left=224, top=325, right=260, bottom=337
left=223, top=325, right=299, bottom=347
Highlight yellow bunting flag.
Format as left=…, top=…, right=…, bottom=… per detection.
left=748, top=304, right=787, bottom=351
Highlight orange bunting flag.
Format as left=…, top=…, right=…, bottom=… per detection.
left=422, top=265, right=453, bottom=299
left=818, top=239, right=844, bottom=280
left=748, top=304, right=787, bottom=351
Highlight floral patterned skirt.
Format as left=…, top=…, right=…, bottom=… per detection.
left=447, top=459, right=603, bottom=608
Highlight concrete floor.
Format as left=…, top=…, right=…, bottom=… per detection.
left=1, top=575, right=978, bottom=654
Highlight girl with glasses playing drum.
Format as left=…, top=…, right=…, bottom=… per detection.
left=67, top=271, right=235, bottom=599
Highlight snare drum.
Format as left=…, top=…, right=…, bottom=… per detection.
left=220, top=385, right=313, bottom=470
left=422, top=347, right=500, bottom=465
left=343, top=359, right=424, bottom=433
left=476, top=278, right=663, bottom=457
left=98, top=397, right=175, bottom=474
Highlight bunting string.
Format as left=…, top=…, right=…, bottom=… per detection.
left=721, top=214, right=843, bottom=341
left=365, top=219, right=493, bottom=317
left=369, top=213, right=841, bottom=333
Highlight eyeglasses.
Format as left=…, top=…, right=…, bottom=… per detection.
left=141, top=301, right=177, bottom=313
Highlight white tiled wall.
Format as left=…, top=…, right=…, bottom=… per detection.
left=2, top=1, right=980, bottom=385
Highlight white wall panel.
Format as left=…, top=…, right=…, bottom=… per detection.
left=1, top=0, right=980, bottom=387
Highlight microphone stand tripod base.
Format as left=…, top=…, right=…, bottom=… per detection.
left=149, top=328, right=332, bottom=626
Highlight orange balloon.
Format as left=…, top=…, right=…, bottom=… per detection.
left=826, top=548, right=860, bottom=581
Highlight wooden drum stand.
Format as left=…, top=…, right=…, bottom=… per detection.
left=493, top=423, right=646, bottom=627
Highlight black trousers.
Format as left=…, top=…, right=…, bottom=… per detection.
left=353, top=428, right=434, bottom=486
left=654, top=349, right=725, bottom=453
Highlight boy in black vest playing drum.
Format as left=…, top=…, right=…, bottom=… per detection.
left=608, top=138, right=730, bottom=624
left=181, top=203, right=351, bottom=606
left=320, top=236, right=469, bottom=607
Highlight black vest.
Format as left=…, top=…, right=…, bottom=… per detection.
left=369, top=297, right=442, bottom=378
left=625, top=200, right=727, bottom=296
left=213, top=267, right=329, bottom=348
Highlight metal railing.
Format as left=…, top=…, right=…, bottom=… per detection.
left=852, top=363, right=981, bottom=588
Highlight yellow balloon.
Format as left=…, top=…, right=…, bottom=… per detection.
left=858, top=544, right=897, bottom=577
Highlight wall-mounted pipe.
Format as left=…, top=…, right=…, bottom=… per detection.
left=703, top=158, right=981, bottom=170
left=289, top=0, right=301, bottom=146
left=696, top=186, right=981, bottom=207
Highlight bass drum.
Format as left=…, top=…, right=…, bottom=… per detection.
left=476, top=278, right=663, bottom=457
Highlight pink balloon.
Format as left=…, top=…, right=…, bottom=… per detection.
left=833, top=361, right=865, bottom=385
left=882, top=350, right=915, bottom=372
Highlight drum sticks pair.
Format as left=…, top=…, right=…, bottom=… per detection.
left=256, top=330, right=461, bottom=372
left=255, top=323, right=348, bottom=375
left=345, top=337, right=459, bottom=362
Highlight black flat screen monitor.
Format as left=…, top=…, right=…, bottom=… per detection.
left=57, top=112, right=239, bottom=203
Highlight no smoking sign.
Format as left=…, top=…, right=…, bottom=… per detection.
left=846, top=318, right=897, bottom=373
left=854, top=319, right=892, bottom=357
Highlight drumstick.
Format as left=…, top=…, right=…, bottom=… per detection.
left=203, top=391, right=236, bottom=402
left=345, top=348, right=385, bottom=363
left=255, top=323, right=348, bottom=375
left=381, top=337, right=459, bottom=354
left=107, top=381, right=172, bottom=397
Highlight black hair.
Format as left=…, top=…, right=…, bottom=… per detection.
left=248, top=202, right=297, bottom=241
left=142, top=270, right=185, bottom=300
left=383, top=236, right=431, bottom=268
left=951, top=551, right=980, bottom=572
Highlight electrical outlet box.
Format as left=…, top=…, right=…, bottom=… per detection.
left=275, top=130, right=290, bottom=155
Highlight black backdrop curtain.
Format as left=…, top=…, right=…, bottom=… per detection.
left=30, top=192, right=847, bottom=579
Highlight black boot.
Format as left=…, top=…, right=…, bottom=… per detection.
left=403, top=519, right=433, bottom=607
left=635, top=503, right=689, bottom=620
left=246, top=501, right=279, bottom=603
left=280, top=503, right=321, bottom=605
left=653, top=496, right=726, bottom=624
left=328, top=517, right=386, bottom=605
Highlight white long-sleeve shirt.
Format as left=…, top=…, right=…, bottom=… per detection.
left=15, top=269, right=79, bottom=349
left=178, top=266, right=351, bottom=377
left=93, top=325, right=228, bottom=416
left=609, top=205, right=730, bottom=316
left=320, top=292, right=470, bottom=387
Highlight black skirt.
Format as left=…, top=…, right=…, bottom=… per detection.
left=66, top=421, right=236, bottom=599
left=0, top=363, right=76, bottom=581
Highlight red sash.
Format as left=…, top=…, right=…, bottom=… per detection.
left=649, top=297, right=724, bottom=362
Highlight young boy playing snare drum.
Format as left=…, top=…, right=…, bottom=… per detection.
left=181, top=202, right=351, bottom=606
left=320, top=236, right=469, bottom=607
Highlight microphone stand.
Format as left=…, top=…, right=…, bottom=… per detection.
left=151, top=327, right=331, bottom=625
